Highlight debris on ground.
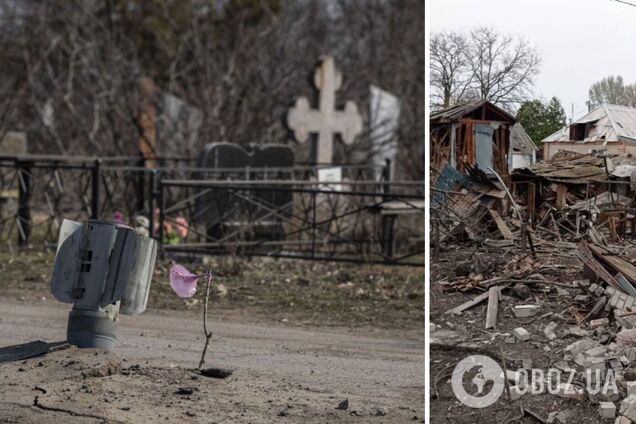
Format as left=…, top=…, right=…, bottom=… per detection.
left=431, top=151, right=636, bottom=423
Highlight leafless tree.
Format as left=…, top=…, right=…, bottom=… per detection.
left=430, top=31, right=472, bottom=109
left=430, top=26, right=540, bottom=111
left=0, top=0, right=424, bottom=180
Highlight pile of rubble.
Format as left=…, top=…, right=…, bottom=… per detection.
left=431, top=151, right=636, bottom=252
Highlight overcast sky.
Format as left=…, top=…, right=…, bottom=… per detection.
left=429, top=0, right=636, bottom=120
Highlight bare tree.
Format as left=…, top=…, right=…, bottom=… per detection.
left=430, top=31, right=472, bottom=109
left=0, top=0, right=424, bottom=180
left=429, top=26, right=540, bottom=111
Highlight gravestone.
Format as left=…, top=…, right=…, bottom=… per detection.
left=194, top=143, right=294, bottom=247
left=369, top=85, right=400, bottom=179
left=139, top=77, right=202, bottom=167
left=287, top=56, right=363, bottom=164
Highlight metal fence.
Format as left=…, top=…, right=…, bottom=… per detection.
left=0, top=154, right=424, bottom=266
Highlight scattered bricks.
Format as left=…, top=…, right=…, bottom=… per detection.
left=512, top=327, right=530, bottom=342
left=627, top=348, right=636, bottom=362
left=591, top=318, right=611, bottom=329
left=544, top=321, right=558, bottom=340
left=590, top=284, right=599, bottom=294
left=575, top=295, right=591, bottom=303
left=615, top=310, right=636, bottom=329
left=627, top=297, right=636, bottom=310
left=565, top=339, right=602, bottom=360
left=619, top=299, right=627, bottom=311
left=514, top=305, right=540, bottom=318
left=598, top=287, right=610, bottom=297
left=615, top=416, right=631, bottom=424
left=600, top=402, right=617, bottom=419
left=430, top=323, right=437, bottom=333
left=611, top=295, right=620, bottom=308
left=621, top=395, right=636, bottom=421
left=606, top=286, right=617, bottom=295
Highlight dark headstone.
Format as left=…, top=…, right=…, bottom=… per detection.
left=194, top=143, right=294, bottom=248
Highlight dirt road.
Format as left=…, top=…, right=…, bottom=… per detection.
left=0, top=298, right=424, bottom=423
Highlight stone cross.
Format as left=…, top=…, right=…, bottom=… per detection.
left=287, top=56, right=363, bottom=164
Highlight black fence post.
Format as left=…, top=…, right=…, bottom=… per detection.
left=382, top=158, right=392, bottom=194
left=136, top=157, right=146, bottom=214
left=381, top=214, right=396, bottom=262
left=148, top=169, right=156, bottom=239
left=91, top=159, right=101, bottom=219
left=17, top=160, right=32, bottom=246
left=158, top=178, right=164, bottom=252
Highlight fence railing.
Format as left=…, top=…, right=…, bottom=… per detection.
left=0, top=154, right=423, bottom=266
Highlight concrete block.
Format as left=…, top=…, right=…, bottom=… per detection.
left=512, top=327, right=530, bottom=341
left=565, top=338, right=601, bottom=360
left=591, top=318, right=610, bottom=329
left=576, top=295, right=591, bottom=303
left=620, top=394, right=636, bottom=421
left=514, top=305, right=540, bottom=318
left=600, top=402, right=617, bottom=419
left=615, top=416, right=632, bottom=424
left=568, top=327, right=591, bottom=337
left=544, top=321, right=558, bottom=340
left=509, top=385, right=524, bottom=401
left=574, top=279, right=591, bottom=288
left=625, top=381, right=636, bottom=397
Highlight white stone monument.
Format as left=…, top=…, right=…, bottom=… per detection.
left=287, top=56, right=363, bottom=164
left=369, top=85, right=400, bottom=179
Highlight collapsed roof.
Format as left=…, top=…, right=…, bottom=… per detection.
left=542, top=104, right=636, bottom=144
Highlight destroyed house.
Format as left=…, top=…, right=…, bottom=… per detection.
left=542, top=104, right=636, bottom=161
left=430, top=100, right=517, bottom=184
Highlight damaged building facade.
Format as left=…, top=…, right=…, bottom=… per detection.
left=542, top=104, right=636, bottom=161
left=430, top=100, right=537, bottom=186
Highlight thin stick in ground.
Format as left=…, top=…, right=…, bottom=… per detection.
left=198, top=272, right=213, bottom=370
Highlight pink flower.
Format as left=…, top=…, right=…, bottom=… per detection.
left=169, top=264, right=202, bottom=298
left=113, top=211, right=126, bottom=225
left=175, top=217, right=189, bottom=238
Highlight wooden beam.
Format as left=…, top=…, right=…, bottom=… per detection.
left=488, top=208, right=514, bottom=240
left=446, top=290, right=491, bottom=315
left=485, top=286, right=500, bottom=329
left=576, top=243, right=624, bottom=293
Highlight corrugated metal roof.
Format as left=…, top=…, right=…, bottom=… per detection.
left=510, top=123, right=538, bottom=153
left=542, top=104, right=636, bottom=144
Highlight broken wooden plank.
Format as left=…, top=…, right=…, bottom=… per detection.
left=576, top=243, right=624, bottom=293
left=588, top=244, right=636, bottom=287
left=488, top=208, right=514, bottom=240
left=445, top=290, right=491, bottom=315
left=485, top=286, right=500, bottom=329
